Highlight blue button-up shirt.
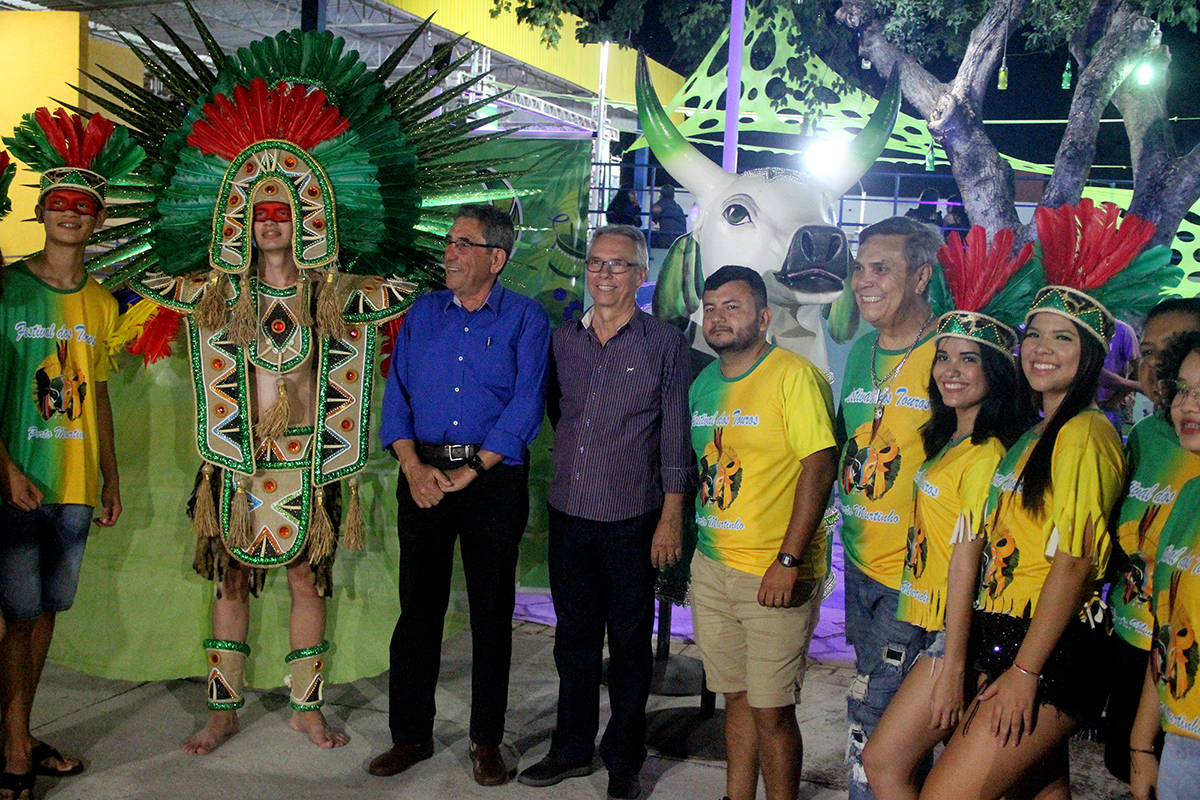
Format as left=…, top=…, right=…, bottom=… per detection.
left=379, top=280, right=550, bottom=465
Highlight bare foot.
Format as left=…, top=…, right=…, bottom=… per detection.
left=289, top=709, right=349, bottom=749
left=180, top=711, right=239, bottom=755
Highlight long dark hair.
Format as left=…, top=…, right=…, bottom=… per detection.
left=922, top=338, right=1028, bottom=460
left=1016, top=317, right=1108, bottom=514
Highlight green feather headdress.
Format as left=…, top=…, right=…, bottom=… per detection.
left=65, top=2, right=518, bottom=289
left=1027, top=199, right=1181, bottom=344
left=0, top=151, right=13, bottom=220
left=936, top=226, right=1041, bottom=356
left=3, top=108, right=145, bottom=206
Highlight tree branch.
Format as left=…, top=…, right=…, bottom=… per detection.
left=955, top=0, right=1030, bottom=109
left=1112, top=45, right=1173, bottom=189
left=835, top=0, right=946, bottom=117
left=1042, top=0, right=1157, bottom=209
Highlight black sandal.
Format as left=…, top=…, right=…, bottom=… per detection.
left=30, top=743, right=83, bottom=778
left=0, top=769, right=35, bottom=800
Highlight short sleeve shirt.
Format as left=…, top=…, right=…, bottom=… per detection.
left=896, top=436, right=1006, bottom=631
left=837, top=332, right=937, bottom=589
left=0, top=261, right=117, bottom=506
left=1150, top=476, right=1200, bottom=738
left=690, top=345, right=836, bottom=578
left=1111, top=414, right=1200, bottom=650
left=976, top=410, right=1124, bottom=618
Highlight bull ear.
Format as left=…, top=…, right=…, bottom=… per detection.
left=822, top=70, right=901, bottom=197
left=636, top=51, right=732, bottom=205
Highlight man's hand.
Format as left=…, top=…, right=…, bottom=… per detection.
left=401, top=460, right=451, bottom=508
left=96, top=479, right=121, bottom=527
left=442, top=465, right=477, bottom=493
left=757, top=560, right=802, bottom=608
left=650, top=518, right=682, bottom=570
left=1, top=462, right=44, bottom=511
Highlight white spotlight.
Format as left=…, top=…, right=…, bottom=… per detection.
left=1137, top=63, right=1153, bottom=85
left=805, top=138, right=848, bottom=179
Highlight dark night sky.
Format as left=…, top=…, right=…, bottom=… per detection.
left=628, top=3, right=1200, bottom=182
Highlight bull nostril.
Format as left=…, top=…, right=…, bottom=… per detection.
left=826, top=237, right=843, bottom=262
left=801, top=231, right=815, bottom=260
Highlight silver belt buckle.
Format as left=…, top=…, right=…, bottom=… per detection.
left=447, top=444, right=468, bottom=461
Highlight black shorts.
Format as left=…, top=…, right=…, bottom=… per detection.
left=970, top=610, right=1108, bottom=726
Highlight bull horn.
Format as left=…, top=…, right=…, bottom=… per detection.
left=636, top=51, right=732, bottom=206
left=822, top=69, right=901, bottom=197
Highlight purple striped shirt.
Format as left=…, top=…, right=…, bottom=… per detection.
left=547, top=308, right=693, bottom=522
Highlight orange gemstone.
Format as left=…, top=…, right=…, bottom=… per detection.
left=264, top=183, right=277, bottom=194
left=223, top=226, right=234, bottom=237
left=312, top=219, right=324, bottom=229
left=244, top=163, right=255, bottom=174
left=210, top=653, right=221, bottom=665
left=348, top=329, right=360, bottom=339
left=212, top=358, right=224, bottom=370
left=192, top=276, right=205, bottom=284
left=344, top=370, right=357, bottom=382
left=215, top=405, right=227, bottom=415
left=340, top=419, right=353, bottom=431
left=262, top=480, right=276, bottom=493
left=271, top=319, right=287, bottom=333
left=278, top=525, right=292, bottom=538
left=283, top=156, right=297, bottom=168
left=287, top=441, right=301, bottom=453
left=313, top=659, right=323, bottom=671
left=228, top=195, right=239, bottom=207
left=306, top=186, right=319, bottom=197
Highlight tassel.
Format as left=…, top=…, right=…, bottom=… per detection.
left=194, top=270, right=228, bottom=331
left=192, top=463, right=221, bottom=542
left=294, top=276, right=313, bottom=328
left=342, top=478, right=365, bottom=551
left=227, top=272, right=257, bottom=347
left=227, top=478, right=254, bottom=551
left=256, top=376, right=291, bottom=441
left=315, top=266, right=349, bottom=340
left=307, top=486, right=336, bottom=566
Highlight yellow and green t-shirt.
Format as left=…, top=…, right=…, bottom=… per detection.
left=1111, top=414, right=1200, bottom=650
left=976, top=410, right=1124, bottom=618
left=837, top=331, right=937, bottom=589
left=1150, top=476, right=1200, bottom=739
left=896, top=435, right=1006, bottom=631
left=0, top=260, right=117, bottom=506
left=690, top=345, right=836, bottom=578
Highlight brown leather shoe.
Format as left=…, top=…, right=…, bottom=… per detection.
left=469, top=741, right=512, bottom=786
left=368, top=739, right=434, bottom=777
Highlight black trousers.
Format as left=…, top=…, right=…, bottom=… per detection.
left=547, top=505, right=659, bottom=774
left=388, top=462, right=528, bottom=746
left=1103, top=633, right=1158, bottom=783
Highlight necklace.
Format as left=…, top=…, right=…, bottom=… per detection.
left=869, top=309, right=936, bottom=426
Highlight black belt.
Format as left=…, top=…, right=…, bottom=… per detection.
left=418, top=443, right=481, bottom=465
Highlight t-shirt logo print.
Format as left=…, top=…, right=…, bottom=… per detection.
left=1120, top=505, right=1160, bottom=604
left=1157, top=573, right=1199, bottom=701
left=840, top=423, right=900, bottom=500
left=700, top=427, right=742, bottom=510
left=905, top=524, right=928, bottom=578
left=33, top=340, right=87, bottom=421
left=982, top=530, right=1020, bottom=600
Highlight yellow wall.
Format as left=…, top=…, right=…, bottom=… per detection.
left=386, top=1, right=683, bottom=104
left=0, top=11, right=146, bottom=258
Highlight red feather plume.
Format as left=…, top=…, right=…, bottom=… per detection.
left=33, top=108, right=115, bottom=169
left=127, top=306, right=184, bottom=365
left=1033, top=199, right=1156, bottom=290
left=187, top=78, right=351, bottom=160
left=0, top=151, right=10, bottom=172
left=937, top=225, right=1033, bottom=312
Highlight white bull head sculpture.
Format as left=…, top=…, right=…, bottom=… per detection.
left=637, top=54, right=899, bottom=370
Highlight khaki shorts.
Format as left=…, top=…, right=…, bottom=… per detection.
left=690, top=550, right=822, bottom=708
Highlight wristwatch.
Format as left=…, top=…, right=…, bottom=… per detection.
left=776, top=552, right=799, bottom=568
left=466, top=452, right=486, bottom=477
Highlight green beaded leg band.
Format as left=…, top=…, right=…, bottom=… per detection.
left=286, top=641, right=330, bottom=711
left=204, top=639, right=249, bottom=711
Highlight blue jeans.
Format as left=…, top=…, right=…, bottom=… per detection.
left=1160, top=733, right=1200, bottom=800
left=843, top=559, right=935, bottom=800
left=0, top=503, right=93, bottom=621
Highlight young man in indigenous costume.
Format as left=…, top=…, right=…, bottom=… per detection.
left=0, top=113, right=141, bottom=797
left=67, top=7, right=518, bottom=757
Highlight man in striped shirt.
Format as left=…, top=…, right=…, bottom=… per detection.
left=518, top=225, right=692, bottom=800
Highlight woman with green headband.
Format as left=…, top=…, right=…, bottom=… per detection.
left=863, top=227, right=1032, bottom=800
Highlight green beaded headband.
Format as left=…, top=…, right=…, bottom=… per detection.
left=39, top=166, right=107, bottom=206
left=936, top=310, right=1017, bottom=356
left=1024, top=285, right=1114, bottom=346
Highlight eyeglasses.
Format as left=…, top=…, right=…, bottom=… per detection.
left=443, top=236, right=497, bottom=253
left=1172, top=380, right=1200, bottom=406
left=584, top=257, right=639, bottom=274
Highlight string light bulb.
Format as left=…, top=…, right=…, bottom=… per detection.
left=925, top=142, right=936, bottom=172
left=998, top=56, right=1008, bottom=90
left=1061, top=59, right=1072, bottom=90
left=1138, top=62, right=1153, bottom=85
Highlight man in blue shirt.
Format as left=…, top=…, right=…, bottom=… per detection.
left=373, top=204, right=550, bottom=785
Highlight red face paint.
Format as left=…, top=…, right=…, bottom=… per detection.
left=253, top=202, right=293, bottom=223
left=43, top=189, right=101, bottom=217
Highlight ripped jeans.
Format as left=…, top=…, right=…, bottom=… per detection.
left=843, top=559, right=937, bottom=800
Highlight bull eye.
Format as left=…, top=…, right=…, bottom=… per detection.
left=723, top=203, right=751, bottom=225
